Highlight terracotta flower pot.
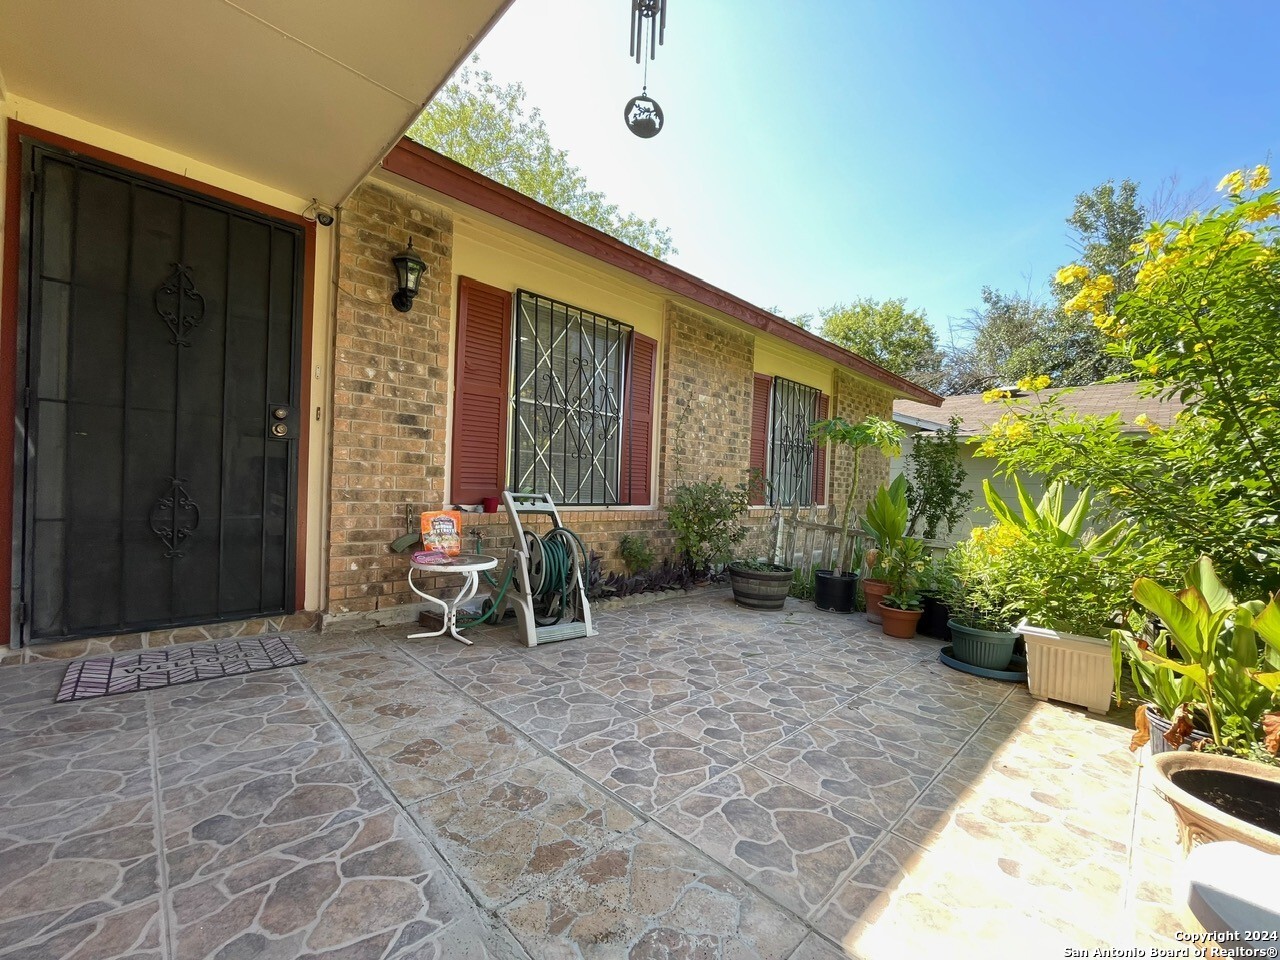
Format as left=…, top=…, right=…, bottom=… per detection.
left=861, top=578, right=890, bottom=623
left=878, top=603, right=923, bottom=639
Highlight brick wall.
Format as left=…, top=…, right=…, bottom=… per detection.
left=325, top=191, right=902, bottom=615
left=658, top=303, right=756, bottom=500
left=328, top=182, right=453, bottom=613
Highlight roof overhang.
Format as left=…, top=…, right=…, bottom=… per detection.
left=0, top=0, right=512, bottom=205
left=382, top=139, right=944, bottom=405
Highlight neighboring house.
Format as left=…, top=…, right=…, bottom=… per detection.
left=0, top=5, right=940, bottom=652
left=891, top=383, right=1183, bottom=538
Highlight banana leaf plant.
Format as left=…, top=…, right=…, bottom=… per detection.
left=1125, top=555, right=1280, bottom=754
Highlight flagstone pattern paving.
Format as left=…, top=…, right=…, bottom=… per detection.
left=0, top=591, right=1189, bottom=959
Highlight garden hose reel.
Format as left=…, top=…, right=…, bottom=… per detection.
left=491, top=491, right=595, bottom=646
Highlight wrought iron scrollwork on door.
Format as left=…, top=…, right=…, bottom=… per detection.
left=149, top=477, right=200, bottom=558
left=155, top=263, right=206, bottom=346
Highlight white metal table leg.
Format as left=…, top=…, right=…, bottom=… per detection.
left=406, top=567, right=477, bottom=646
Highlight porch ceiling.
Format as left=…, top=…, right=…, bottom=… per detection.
left=0, top=0, right=511, bottom=204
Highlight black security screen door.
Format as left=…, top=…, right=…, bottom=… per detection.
left=18, top=143, right=302, bottom=642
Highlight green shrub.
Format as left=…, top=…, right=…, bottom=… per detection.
left=905, top=416, right=972, bottom=540
left=667, top=480, right=748, bottom=577
left=618, top=534, right=654, bottom=575
left=789, top=567, right=815, bottom=600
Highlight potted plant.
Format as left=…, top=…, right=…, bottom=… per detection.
left=728, top=557, right=794, bottom=611
left=860, top=475, right=910, bottom=623
left=1122, top=623, right=1208, bottom=755
left=877, top=536, right=927, bottom=639
left=987, top=477, right=1139, bottom=715
left=807, top=416, right=904, bottom=614
left=1121, top=556, right=1280, bottom=761
left=1149, top=751, right=1280, bottom=855
left=940, top=529, right=1021, bottom=670
left=916, top=554, right=954, bottom=641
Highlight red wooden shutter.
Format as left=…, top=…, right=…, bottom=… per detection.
left=749, top=374, right=772, bottom=505
left=450, top=278, right=511, bottom=504
left=812, top=392, right=829, bottom=505
left=622, top=333, right=657, bottom=505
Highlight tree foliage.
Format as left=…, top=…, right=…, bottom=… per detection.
left=941, top=179, right=1161, bottom=394
left=1058, top=179, right=1148, bottom=306
left=904, top=417, right=972, bottom=541
left=940, top=288, right=1114, bottom=393
left=811, top=298, right=944, bottom=389
left=407, top=61, right=676, bottom=260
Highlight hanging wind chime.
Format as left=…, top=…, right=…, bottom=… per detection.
left=624, top=0, right=667, bottom=138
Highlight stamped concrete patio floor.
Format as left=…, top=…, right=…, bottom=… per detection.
left=1, top=592, right=1188, bottom=960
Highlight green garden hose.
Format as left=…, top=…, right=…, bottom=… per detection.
left=455, top=525, right=588, bottom=630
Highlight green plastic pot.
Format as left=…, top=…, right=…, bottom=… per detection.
left=947, top=619, right=1019, bottom=671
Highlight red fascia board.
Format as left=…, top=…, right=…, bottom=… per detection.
left=382, top=139, right=942, bottom=406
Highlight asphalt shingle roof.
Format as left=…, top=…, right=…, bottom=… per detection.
left=894, top=382, right=1184, bottom=436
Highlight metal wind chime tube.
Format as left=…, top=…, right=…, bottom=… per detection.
left=630, top=0, right=666, bottom=63
left=624, top=0, right=667, bottom=138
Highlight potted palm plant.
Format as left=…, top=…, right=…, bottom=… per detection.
left=860, top=475, right=910, bottom=623
left=877, top=535, right=927, bottom=639
left=987, top=477, right=1139, bottom=715
left=807, top=416, right=903, bottom=614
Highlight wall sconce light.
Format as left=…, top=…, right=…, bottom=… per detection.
left=391, top=237, right=426, bottom=313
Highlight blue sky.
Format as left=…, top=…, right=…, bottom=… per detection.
left=469, top=0, right=1279, bottom=344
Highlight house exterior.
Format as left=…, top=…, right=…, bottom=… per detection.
left=891, top=383, right=1183, bottom=538
left=0, top=3, right=939, bottom=656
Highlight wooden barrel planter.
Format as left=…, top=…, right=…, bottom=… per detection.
left=728, top=563, right=794, bottom=610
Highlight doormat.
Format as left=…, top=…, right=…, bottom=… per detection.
left=55, top=636, right=306, bottom=703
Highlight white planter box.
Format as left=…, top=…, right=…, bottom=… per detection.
left=1018, top=620, right=1114, bottom=715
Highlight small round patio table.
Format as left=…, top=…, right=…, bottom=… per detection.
left=406, top=554, right=498, bottom=646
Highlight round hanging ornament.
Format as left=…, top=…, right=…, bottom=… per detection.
left=624, top=94, right=664, bottom=139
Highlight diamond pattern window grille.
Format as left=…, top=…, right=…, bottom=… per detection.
left=768, top=377, right=819, bottom=506
left=512, top=290, right=633, bottom=505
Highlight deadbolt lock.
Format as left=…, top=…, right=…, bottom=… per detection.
left=272, top=407, right=289, bottom=420
left=271, top=423, right=288, bottom=437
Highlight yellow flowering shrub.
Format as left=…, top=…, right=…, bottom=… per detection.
left=1054, top=263, right=1090, bottom=286
left=979, top=164, right=1280, bottom=595
left=1217, top=170, right=1246, bottom=195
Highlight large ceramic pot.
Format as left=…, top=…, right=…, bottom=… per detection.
left=917, top=594, right=951, bottom=641
left=1150, top=751, right=1280, bottom=856
left=814, top=569, right=857, bottom=614
left=861, top=578, right=890, bottom=623
left=1019, top=620, right=1113, bottom=716
left=1143, top=704, right=1212, bottom=756
left=878, top=603, right=923, bottom=639
left=728, top=563, right=794, bottom=611
left=948, top=619, right=1019, bottom=671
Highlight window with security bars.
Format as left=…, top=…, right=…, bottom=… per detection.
left=768, top=377, right=820, bottom=506
left=511, top=290, right=633, bottom=505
